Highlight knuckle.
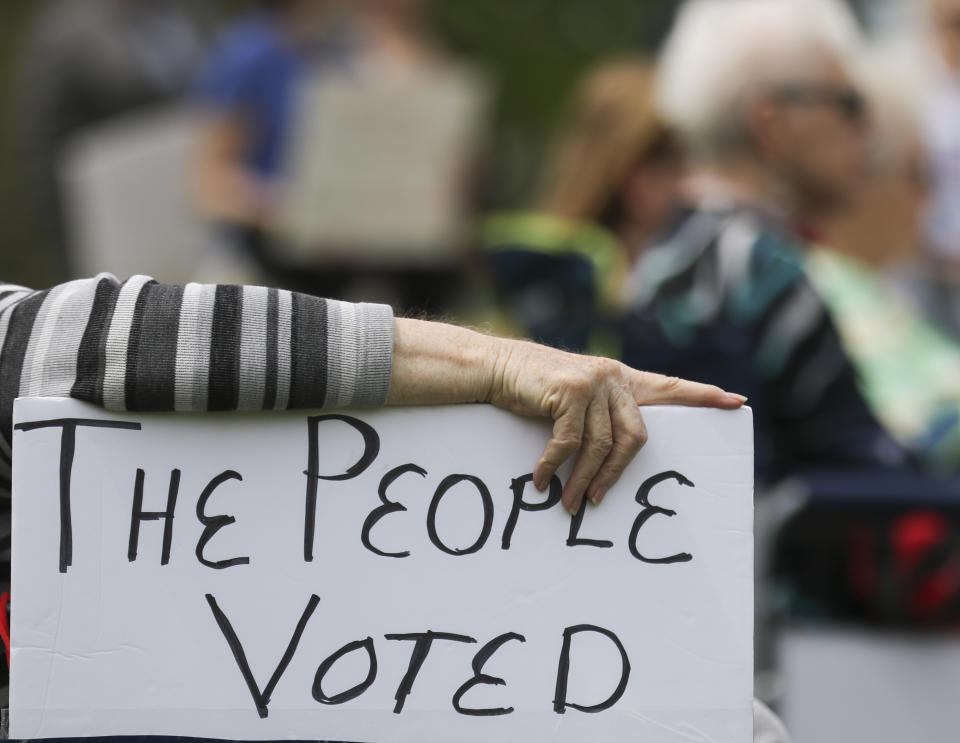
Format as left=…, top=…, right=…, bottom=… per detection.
left=593, top=357, right=620, bottom=382
left=663, top=376, right=683, bottom=393
left=575, top=357, right=610, bottom=382
left=617, top=429, right=643, bottom=452
left=570, top=471, right=590, bottom=487
left=556, top=433, right=583, bottom=451
left=538, top=453, right=563, bottom=468
left=587, top=433, right=615, bottom=452
left=566, top=372, right=592, bottom=396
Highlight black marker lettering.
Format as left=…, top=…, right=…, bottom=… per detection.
left=303, top=415, right=380, bottom=562
left=312, top=637, right=378, bottom=705
left=361, top=464, right=426, bottom=558
left=205, top=593, right=319, bottom=719
left=128, top=468, right=180, bottom=564
left=628, top=470, right=694, bottom=564
left=196, top=470, right=248, bottom=570
left=566, top=496, right=613, bottom=549
left=453, top=631, right=525, bottom=716
left=14, top=417, right=141, bottom=573
left=501, top=474, right=561, bottom=550
left=426, top=475, right=493, bottom=556
left=553, top=624, right=631, bottom=714
left=385, top=631, right=476, bottom=713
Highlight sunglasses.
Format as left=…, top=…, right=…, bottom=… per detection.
left=772, top=84, right=867, bottom=123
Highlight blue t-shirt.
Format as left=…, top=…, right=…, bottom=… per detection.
left=195, top=13, right=304, bottom=179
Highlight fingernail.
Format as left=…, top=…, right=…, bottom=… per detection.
left=729, top=393, right=748, bottom=403
left=567, top=502, right=578, bottom=516
left=590, top=488, right=605, bottom=506
left=534, top=474, right=547, bottom=492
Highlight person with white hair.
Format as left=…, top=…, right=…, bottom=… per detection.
left=655, top=0, right=867, bottom=219
left=622, top=0, right=908, bottom=480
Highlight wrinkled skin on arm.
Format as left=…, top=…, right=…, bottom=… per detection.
left=388, top=318, right=745, bottom=514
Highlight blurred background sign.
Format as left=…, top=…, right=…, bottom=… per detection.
left=59, top=106, right=210, bottom=284
left=273, top=62, right=490, bottom=268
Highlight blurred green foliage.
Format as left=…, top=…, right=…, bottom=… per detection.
left=0, top=0, right=674, bottom=287
left=429, top=0, right=677, bottom=204
left=0, top=2, right=53, bottom=288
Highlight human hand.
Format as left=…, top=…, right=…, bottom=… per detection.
left=488, top=339, right=745, bottom=514
left=388, top=319, right=745, bottom=515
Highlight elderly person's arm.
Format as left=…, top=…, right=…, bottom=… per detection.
left=0, top=275, right=743, bottom=514
left=389, top=318, right=743, bottom=512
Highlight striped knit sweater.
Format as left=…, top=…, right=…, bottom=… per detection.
left=0, top=274, right=394, bottom=585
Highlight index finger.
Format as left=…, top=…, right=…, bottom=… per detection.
left=629, top=370, right=746, bottom=409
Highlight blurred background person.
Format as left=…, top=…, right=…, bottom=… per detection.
left=628, top=0, right=960, bottom=480
left=852, top=0, right=960, bottom=341
left=806, top=45, right=960, bottom=473
left=192, top=0, right=486, bottom=313
left=0, top=1, right=689, bottom=292
left=350, top=0, right=440, bottom=72
left=16, top=0, right=207, bottom=280
left=628, top=3, right=960, bottom=730
left=819, top=44, right=930, bottom=272
left=912, top=0, right=960, bottom=338
left=623, top=0, right=900, bottom=482
left=192, top=0, right=347, bottom=282
left=483, top=59, right=683, bottom=354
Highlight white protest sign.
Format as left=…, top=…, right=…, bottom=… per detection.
left=12, top=397, right=753, bottom=742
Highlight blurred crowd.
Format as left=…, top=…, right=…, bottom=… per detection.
left=7, top=0, right=960, bottom=737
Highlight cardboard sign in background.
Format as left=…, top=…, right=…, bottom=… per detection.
left=12, top=398, right=753, bottom=742
left=275, top=63, right=489, bottom=266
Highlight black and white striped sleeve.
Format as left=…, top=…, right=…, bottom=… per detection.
left=0, top=274, right=394, bottom=431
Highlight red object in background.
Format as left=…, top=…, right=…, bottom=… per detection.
left=0, top=591, right=9, bottom=667
left=891, top=511, right=960, bottom=620
left=848, top=511, right=960, bottom=625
